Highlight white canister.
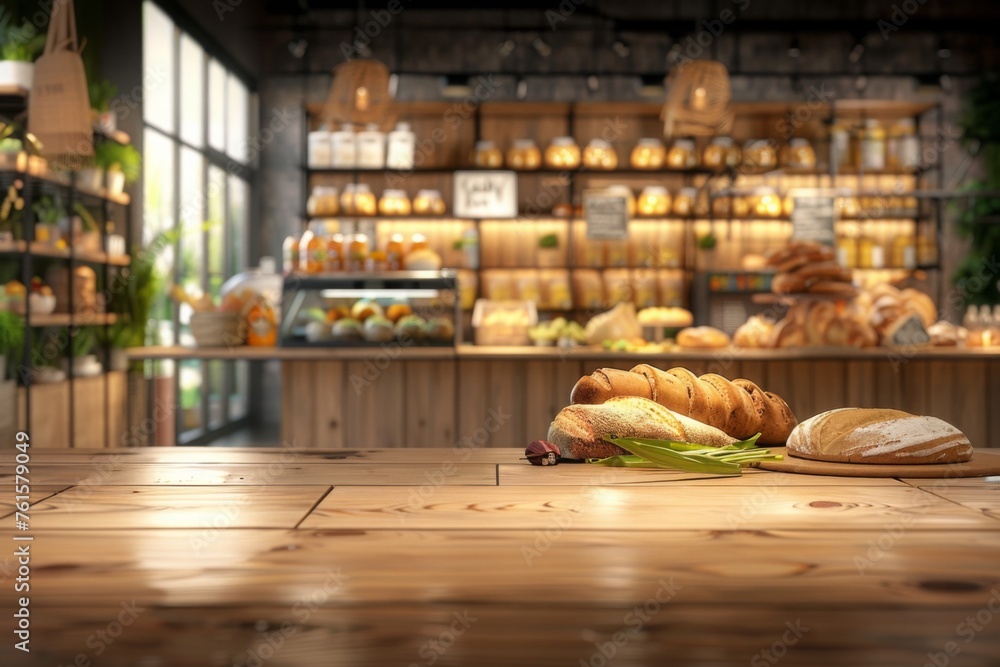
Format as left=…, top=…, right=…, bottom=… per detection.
left=386, top=121, right=416, bottom=170
left=330, top=125, right=357, bottom=168
left=307, top=129, right=332, bottom=168
left=356, top=123, right=386, bottom=169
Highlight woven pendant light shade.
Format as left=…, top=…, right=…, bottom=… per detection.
left=322, top=60, right=396, bottom=130
left=661, top=60, right=734, bottom=138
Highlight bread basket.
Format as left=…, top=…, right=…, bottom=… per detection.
left=190, top=312, right=244, bottom=348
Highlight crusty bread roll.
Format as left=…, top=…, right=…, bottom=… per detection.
left=570, top=365, right=797, bottom=444
left=733, top=315, right=774, bottom=348
left=787, top=408, right=973, bottom=464
left=548, top=396, right=737, bottom=460
left=676, top=326, right=730, bottom=349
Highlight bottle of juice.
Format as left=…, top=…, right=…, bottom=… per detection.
left=386, top=233, right=405, bottom=271
left=298, top=224, right=325, bottom=274
left=348, top=233, right=369, bottom=272
left=326, top=234, right=344, bottom=271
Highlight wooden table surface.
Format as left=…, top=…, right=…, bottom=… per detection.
left=2, top=447, right=999, bottom=666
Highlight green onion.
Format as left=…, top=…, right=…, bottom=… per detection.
left=591, top=434, right=782, bottom=476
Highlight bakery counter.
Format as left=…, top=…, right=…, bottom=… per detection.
left=125, top=346, right=1000, bottom=450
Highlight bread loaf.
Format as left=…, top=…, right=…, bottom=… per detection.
left=570, top=365, right=797, bottom=444
left=787, top=408, right=973, bottom=464
left=547, top=396, right=738, bottom=460
left=676, top=326, right=730, bottom=349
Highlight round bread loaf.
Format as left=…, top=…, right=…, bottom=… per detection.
left=787, top=408, right=973, bottom=464
left=676, top=326, right=730, bottom=349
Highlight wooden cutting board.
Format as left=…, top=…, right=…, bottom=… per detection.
left=754, top=447, right=1000, bottom=478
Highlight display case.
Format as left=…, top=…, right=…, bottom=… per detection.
left=279, top=270, right=461, bottom=347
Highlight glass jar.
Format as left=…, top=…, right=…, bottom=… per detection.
left=672, top=187, right=697, bottom=217
left=666, top=138, right=697, bottom=169
left=474, top=140, right=503, bottom=168
left=386, top=121, right=416, bottom=170
left=412, top=189, right=447, bottom=215
left=410, top=233, right=429, bottom=252
left=306, top=186, right=339, bottom=217
left=330, top=125, right=357, bottom=168
left=386, top=234, right=406, bottom=271
left=506, top=139, right=542, bottom=170
left=307, top=129, right=332, bottom=168
left=630, top=138, right=666, bottom=169
left=782, top=138, right=816, bottom=169
left=326, top=234, right=344, bottom=272
left=356, top=123, right=386, bottom=169
left=544, top=137, right=581, bottom=169
left=702, top=137, right=740, bottom=170
left=752, top=186, right=783, bottom=218
left=637, top=186, right=671, bottom=217
left=353, top=183, right=377, bottom=216
left=858, top=119, right=886, bottom=170
left=583, top=139, right=618, bottom=170
left=888, top=118, right=920, bottom=171
left=378, top=189, right=412, bottom=216
left=743, top=139, right=778, bottom=169
left=340, top=183, right=357, bottom=216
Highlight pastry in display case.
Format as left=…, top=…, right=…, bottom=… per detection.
left=472, top=299, right=538, bottom=346
left=544, top=137, right=581, bottom=169
left=583, top=139, right=618, bottom=170
left=630, top=138, right=666, bottom=169
left=506, top=139, right=542, bottom=170
left=279, top=270, right=460, bottom=347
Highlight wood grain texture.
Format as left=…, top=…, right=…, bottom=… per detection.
left=300, top=485, right=997, bottom=531
left=0, top=485, right=69, bottom=516
left=404, top=360, right=457, bottom=447
left=311, top=360, right=345, bottom=449
left=281, top=360, right=316, bottom=448
left=758, top=448, right=1000, bottom=479
left=22, top=447, right=526, bottom=465
left=498, top=465, right=910, bottom=487
left=345, top=359, right=406, bottom=448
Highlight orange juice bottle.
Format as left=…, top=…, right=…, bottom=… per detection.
left=299, top=225, right=326, bottom=274
left=410, top=233, right=429, bottom=252
left=348, top=233, right=369, bottom=272
left=386, top=233, right=405, bottom=270
left=326, top=234, right=344, bottom=271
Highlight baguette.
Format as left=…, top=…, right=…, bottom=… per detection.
left=570, top=365, right=797, bottom=444
left=548, top=396, right=738, bottom=460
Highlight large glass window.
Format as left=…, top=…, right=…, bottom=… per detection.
left=142, top=1, right=255, bottom=443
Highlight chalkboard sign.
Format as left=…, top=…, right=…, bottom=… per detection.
left=791, top=193, right=836, bottom=245
left=453, top=171, right=518, bottom=218
left=583, top=193, right=629, bottom=240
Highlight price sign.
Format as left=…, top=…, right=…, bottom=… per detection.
left=453, top=171, right=518, bottom=218
left=791, top=193, right=836, bottom=245
left=583, top=193, right=629, bottom=240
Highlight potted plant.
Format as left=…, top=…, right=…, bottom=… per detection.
left=0, top=310, right=24, bottom=381
left=94, top=142, right=141, bottom=196
left=89, top=80, right=119, bottom=135
left=537, top=232, right=561, bottom=268
left=72, top=202, right=100, bottom=253
left=65, top=327, right=100, bottom=377
left=0, top=17, right=44, bottom=91
left=0, top=181, right=24, bottom=243
left=32, top=195, right=65, bottom=246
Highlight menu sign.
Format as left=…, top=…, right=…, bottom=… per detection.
left=791, top=193, right=836, bottom=245
left=583, top=193, right=629, bottom=240
left=453, top=171, right=518, bottom=218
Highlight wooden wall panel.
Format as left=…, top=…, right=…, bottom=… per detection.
left=72, top=375, right=107, bottom=449
left=311, top=361, right=345, bottom=450
left=281, top=361, right=316, bottom=448
left=0, top=380, right=16, bottom=445
left=17, top=381, right=69, bottom=448
left=345, top=360, right=406, bottom=448
left=404, top=360, right=456, bottom=447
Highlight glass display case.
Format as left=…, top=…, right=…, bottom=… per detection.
left=279, top=270, right=460, bottom=347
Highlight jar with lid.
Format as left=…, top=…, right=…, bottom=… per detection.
left=307, top=128, right=332, bottom=168
left=672, top=186, right=697, bottom=217
left=410, top=233, right=430, bottom=252
left=298, top=223, right=326, bottom=274
left=307, top=186, right=339, bottom=217
left=413, top=189, right=446, bottom=215
left=326, top=234, right=345, bottom=271
left=583, top=139, right=618, bottom=170
left=858, top=119, right=886, bottom=170
left=386, top=121, right=416, bottom=169
left=386, top=233, right=406, bottom=270
left=829, top=122, right=852, bottom=170
left=637, top=186, right=671, bottom=217
left=630, top=138, right=666, bottom=170
left=666, top=138, right=697, bottom=169
left=356, top=123, right=386, bottom=169
left=888, top=118, right=920, bottom=170
left=347, top=234, right=370, bottom=272
left=340, top=183, right=357, bottom=215
left=544, top=137, right=581, bottom=169
left=353, top=183, right=377, bottom=216
left=378, top=189, right=412, bottom=216
left=751, top=187, right=783, bottom=218
left=330, top=124, right=357, bottom=168
left=782, top=138, right=816, bottom=169
left=506, top=139, right=542, bottom=170
left=702, top=137, right=740, bottom=170
left=743, top=139, right=778, bottom=169
left=474, top=140, right=503, bottom=168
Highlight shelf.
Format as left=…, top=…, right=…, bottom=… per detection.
left=25, top=313, right=119, bottom=328
left=0, top=166, right=131, bottom=205
left=0, top=241, right=131, bottom=266
left=306, top=166, right=456, bottom=174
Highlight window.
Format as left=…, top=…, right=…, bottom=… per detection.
left=142, top=1, right=254, bottom=443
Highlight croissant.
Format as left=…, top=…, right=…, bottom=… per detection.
left=570, top=365, right=798, bottom=444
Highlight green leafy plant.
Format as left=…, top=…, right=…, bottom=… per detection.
left=697, top=232, right=717, bottom=250
left=0, top=310, right=24, bottom=379
left=89, top=80, right=118, bottom=113
left=33, top=195, right=64, bottom=225
left=538, top=233, right=559, bottom=248
left=94, top=142, right=141, bottom=184
left=0, top=117, right=41, bottom=154
left=73, top=202, right=98, bottom=233
left=71, top=327, right=95, bottom=358
left=954, top=74, right=1000, bottom=306
left=588, top=435, right=781, bottom=476
left=109, top=229, right=180, bottom=351
left=0, top=17, right=45, bottom=62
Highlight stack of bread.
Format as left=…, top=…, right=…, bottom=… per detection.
left=852, top=284, right=935, bottom=347
left=767, top=241, right=857, bottom=297
left=766, top=301, right=878, bottom=348
left=551, top=365, right=798, bottom=458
